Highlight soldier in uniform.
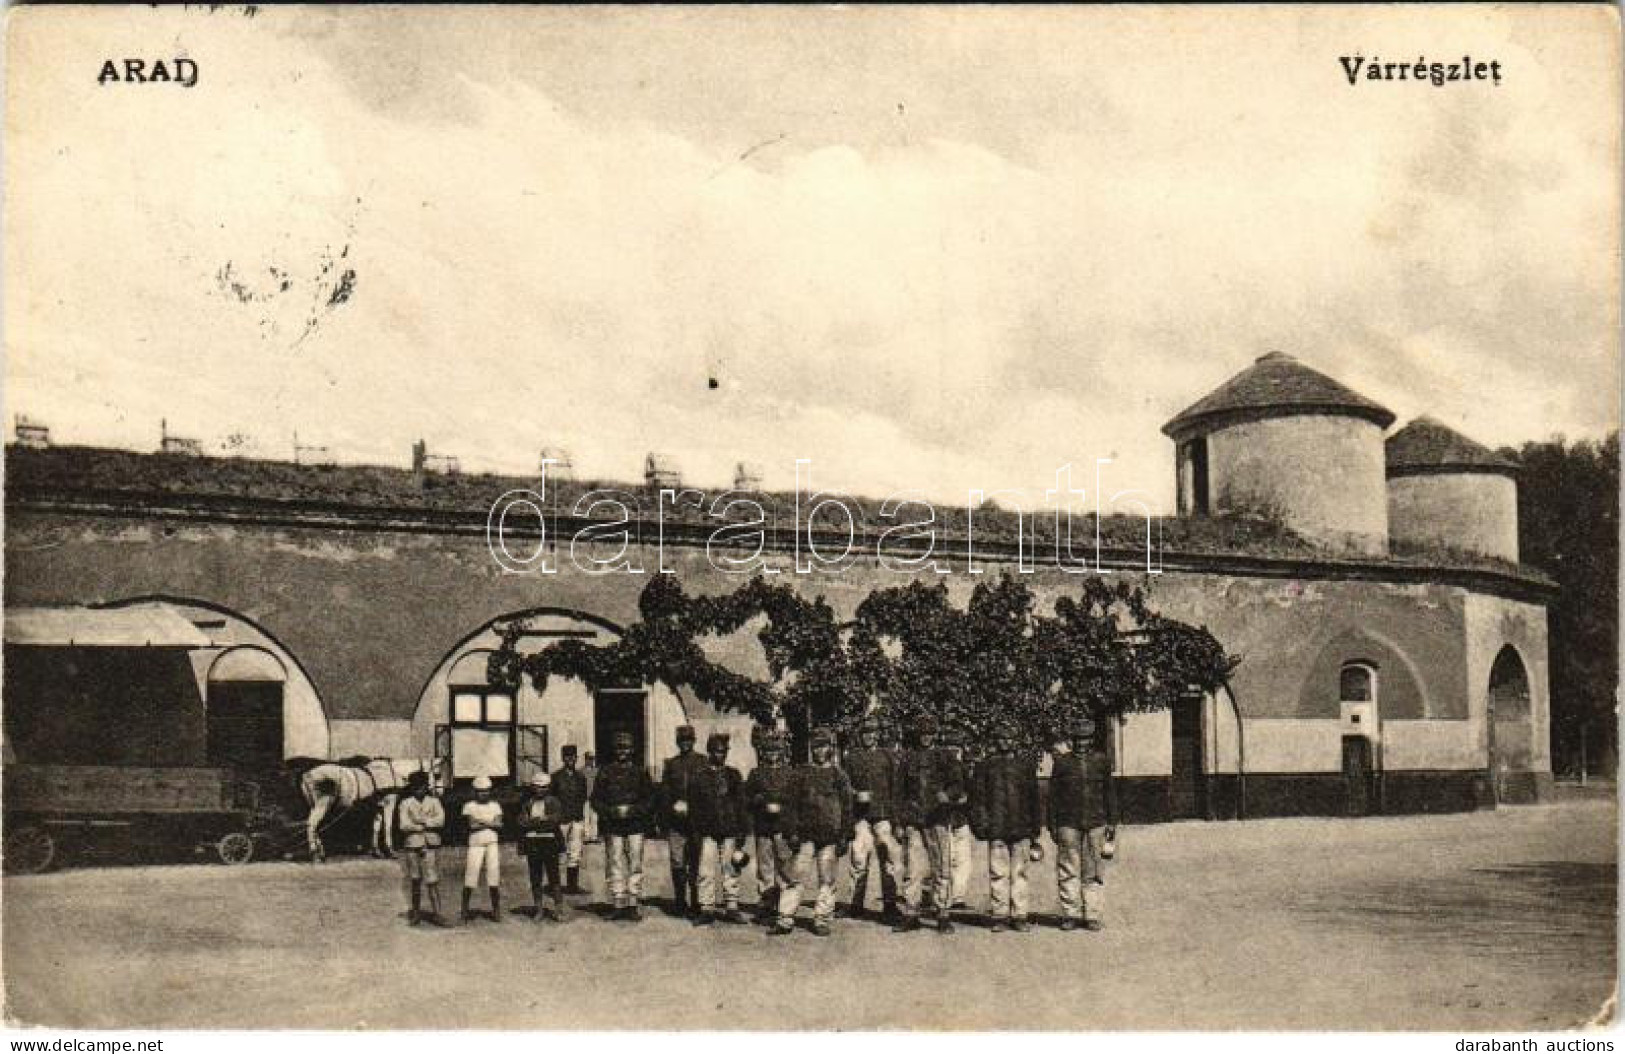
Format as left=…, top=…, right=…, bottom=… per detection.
left=744, top=729, right=799, bottom=928
left=925, top=726, right=972, bottom=933
left=892, top=715, right=938, bottom=933
left=519, top=771, right=567, bottom=922
left=589, top=730, right=657, bottom=921
left=689, top=732, right=750, bottom=926
left=944, top=730, right=976, bottom=910
left=550, top=744, right=589, bottom=894
left=396, top=770, right=447, bottom=927
left=1050, top=715, right=1120, bottom=932
left=844, top=717, right=902, bottom=921
left=792, top=727, right=853, bottom=936
left=972, top=730, right=1043, bottom=932
left=659, top=725, right=708, bottom=916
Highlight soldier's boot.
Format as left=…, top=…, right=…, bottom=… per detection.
left=846, top=872, right=869, bottom=919
left=670, top=868, right=691, bottom=915
left=460, top=888, right=475, bottom=923
left=756, top=889, right=779, bottom=924
left=547, top=893, right=565, bottom=922
left=489, top=887, right=502, bottom=922
left=565, top=867, right=583, bottom=894
left=531, top=886, right=547, bottom=921
left=880, top=871, right=900, bottom=921
left=937, top=907, right=955, bottom=934
left=408, top=883, right=423, bottom=926
left=724, top=902, right=750, bottom=925
left=892, top=913, right=921, bottom=933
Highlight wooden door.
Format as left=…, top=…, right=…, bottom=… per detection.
left=1342, top=736, right=1373, bottom=816
left=206, top=681, right=284, bottom=776
left=1170, top=697, right=1204, bottom=818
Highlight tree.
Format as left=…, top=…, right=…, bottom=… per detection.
left=1503, top=433, right=1619, bottom=779
left=486, top=572, right=1238, bottom=757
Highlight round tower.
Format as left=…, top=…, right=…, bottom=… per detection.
left=1161, top=352, right=1395, bottom=555
left=1386, top=416, right=1519, bottom=562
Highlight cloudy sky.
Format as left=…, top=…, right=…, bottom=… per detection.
left=7, top=5, right=1619, bottom=510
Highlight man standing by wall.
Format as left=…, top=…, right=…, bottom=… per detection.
left=395, top=770, right=446, bottom=927
left=892, top=715, right=938, bottom=933
left=590, top=731, right=657, bottom=921
left=973, top=730, right=1042, bottom=932
left=844, top=717, right=902, bottom=922
left=793, top=727, right=854, bottom=937
left=690, top=732, right=750, bottom=927
left=926, top=726, right=972, bottom=934
left=745, top=730, right=799, bottom=928
left=659, top=725, right=708, bottom=917
left=551, top=744, right=589, bottom=894
left=1050, top=715, right=1120, bottom=932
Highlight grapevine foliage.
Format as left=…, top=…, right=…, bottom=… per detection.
left=487, top=573, right=1239, bottom=755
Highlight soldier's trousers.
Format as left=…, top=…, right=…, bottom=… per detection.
left=782, top=841, right=840, bottom=924
left=755, top=833, right=781, bottom=905
left=900, top=825, right=931, bottom=917
left=925, top=824, right=971, bottom=913
left=769, top=834, right=806, bottom=924
left=987, top=838, right=1032, bottom=919
left=667, top=829, right=699, bottom=899
left=561, top=821, right=585, bottom=868
left=604, top=832, right=645, bottom=906
left=949, top=824, right=973, bottom=905
left=1055, top=826, right=1107, bottom=922
left=849, top=818, right=901, bottom=905
left=697, top=835, right=743, bottom=910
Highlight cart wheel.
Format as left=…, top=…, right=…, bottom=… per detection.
left=4, top=825, right=56, bottom=875
left=216, top=832, right=255, bottom=866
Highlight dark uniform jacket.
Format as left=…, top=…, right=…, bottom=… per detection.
left=549, top=766, right=589, bottom=823
left=688, top=762, right=746, bottom=838
left=971, top=754, right=1043, bottom=843
left=590, top=760, right=657, bottom=835
left=843, top=748, right=898, bottom=822
left=744, top=764, right=799, bottom=837
left=1048, top=749, right=1119, bottom=832
left=795, top=764, right=854, bottom=846
left=659, top=750, right=710, bottom=831
left=898, top=747, right=971, bottom=829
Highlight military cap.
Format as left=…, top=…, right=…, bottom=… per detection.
left=676, top=724, right=697, bottom=742
left=810, top=727, right=837, bottom=748
left=529, top=771, right=552, bottom=789
left=706, top=732, right=730, bottom=750
left=405, top=770, right=430, bottom=788
left=472, top=775, right=493, bottom=791
left=913, top=715, right=939, bottom=734
left=1073, top=714, right=1099, bottom=738
left=561, top=744, right=578, bottom=757
left=612, top=730, right=635, bottom=747
left=860, top=714, right=883, bottom=732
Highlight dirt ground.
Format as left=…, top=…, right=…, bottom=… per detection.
left=2, top=800, right=1615, bottom=1030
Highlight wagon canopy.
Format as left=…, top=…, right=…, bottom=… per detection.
left=4, top=605, right=213, bottom=648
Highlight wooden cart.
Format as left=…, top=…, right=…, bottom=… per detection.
left=2, top=764, right=265, bottom=874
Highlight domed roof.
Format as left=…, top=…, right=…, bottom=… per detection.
left=1386, top=416, right=1518, bottom=477
left=1162, top=352, right=1395, bottom=441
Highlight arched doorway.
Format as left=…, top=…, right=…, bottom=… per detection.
left=1488, top=645, right=1532, bottom=804
left=411, top=608, right=689, bottom=782
left=205, top=646, right=287, bottom=780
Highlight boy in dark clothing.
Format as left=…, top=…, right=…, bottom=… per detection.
left=589, top=731, right=657, bottom=921
left=550, top=744, right=589, bottom=893
left=744, top=730, right=799, bottom=928
left=1049, top=716, right=1121, bottom=931
left=844, top=718, right=902, bottom=921
left=690, top=732, right=750, bottom=926
left=791, top=727, right=854, bottom=936
left=971, top=732, right=1043, bottom=932
left=520, top=771, right=567, bottom=922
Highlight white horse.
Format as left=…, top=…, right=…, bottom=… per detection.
left=297, top=758, right=446, bottom=862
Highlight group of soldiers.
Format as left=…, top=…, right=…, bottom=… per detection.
left=391, top=713, right=1119, bottom=937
